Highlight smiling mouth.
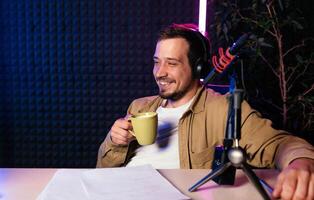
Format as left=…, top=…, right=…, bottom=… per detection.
left=158, top=81, right=172, bottom=86
left=156, top=77, right=175, bottom=86
left=157, top=79, right=176, bottom=89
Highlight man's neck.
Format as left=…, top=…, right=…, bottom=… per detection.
left=163, top=84, right=200, bottom=108
left=164, top=99, right=191, bottom=108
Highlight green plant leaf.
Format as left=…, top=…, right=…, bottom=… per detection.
left=291, top=20, right=304, bottom=30
left=295, top=54, right=303, bottom=63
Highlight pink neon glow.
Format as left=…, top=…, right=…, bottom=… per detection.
left=198, top=0, right=207, bottom=36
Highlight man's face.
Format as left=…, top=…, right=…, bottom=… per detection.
left=153, top=38, right=198, bottom=101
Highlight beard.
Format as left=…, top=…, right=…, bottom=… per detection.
left=156, top=76, right=198, bottom=101
left=159, top=89, right=186, bottom=100
left=158, top=82, right=194, bottom=100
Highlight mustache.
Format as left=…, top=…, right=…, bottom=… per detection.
left=156, top=77, right=175, bottom=82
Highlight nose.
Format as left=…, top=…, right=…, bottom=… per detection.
left=154, top=62, right=167, bottom=78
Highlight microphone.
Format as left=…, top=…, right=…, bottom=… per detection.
left=229, top=33, right=249, bottom=55
left=202, top=33, right=249, bottom=85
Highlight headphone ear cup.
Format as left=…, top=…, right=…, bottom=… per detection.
left=194, top=58, right=203, bottom=78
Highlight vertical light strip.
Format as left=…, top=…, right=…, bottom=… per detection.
left=198, top=0, right=207, bottom=35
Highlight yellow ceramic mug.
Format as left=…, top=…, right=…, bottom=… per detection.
left=129, top=112, right=158, bottom=145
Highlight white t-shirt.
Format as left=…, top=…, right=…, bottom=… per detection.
left=126, top=98, right=193, bottom=168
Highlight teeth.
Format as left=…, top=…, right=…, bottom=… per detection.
left=159, top=81, right=170, bottom=85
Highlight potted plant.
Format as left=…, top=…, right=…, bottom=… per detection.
left=209, top=0, right=314, bottom=143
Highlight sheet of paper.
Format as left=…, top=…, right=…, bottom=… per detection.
left=37, top=169, right=89, bottom=200
left=37, top=165, right=190, bottom=200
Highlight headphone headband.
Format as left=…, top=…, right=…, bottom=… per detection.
left=188, top=29, right=209, bottom=78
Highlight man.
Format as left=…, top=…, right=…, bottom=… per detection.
left=97, top=24, right=314, bottom=200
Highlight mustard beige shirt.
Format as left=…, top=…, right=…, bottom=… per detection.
left=96, top=86, right=314, bottom=169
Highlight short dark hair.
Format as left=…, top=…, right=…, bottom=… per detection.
left=157, top=23, right=210, bottom=78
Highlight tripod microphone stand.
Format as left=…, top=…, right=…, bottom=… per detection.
left=189, top=74, right=272, bottom=200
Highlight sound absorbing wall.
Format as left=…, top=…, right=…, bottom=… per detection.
left=0, top=0, right=199, bottom=167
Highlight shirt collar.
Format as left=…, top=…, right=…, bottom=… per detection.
left=138, top=85, right=206, bottom=114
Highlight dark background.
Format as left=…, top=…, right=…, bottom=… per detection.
left=0, top=0, right=205, bottom=167
left=1, top=0, right=312, bottom=168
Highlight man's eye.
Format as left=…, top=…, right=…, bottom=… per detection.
left=168, top=62, right=178, bottom=66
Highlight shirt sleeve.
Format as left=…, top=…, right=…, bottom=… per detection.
left=96, top=132, right=129, bottom=168
left=96, top=101, right=138, bottom=168
left=239, top=101, right=314, bottom=169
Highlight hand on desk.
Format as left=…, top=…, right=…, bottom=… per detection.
left=273, top=158, right=314, bottom=200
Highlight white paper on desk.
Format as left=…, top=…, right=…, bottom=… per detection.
left=37, top=169, right=89, bottom=200
left=81, top=165, right=189, bottom=200
left=37, top=165, right=189, bottom=200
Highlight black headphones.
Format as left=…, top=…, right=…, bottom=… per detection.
left=190, top=30, right=209, bottom=79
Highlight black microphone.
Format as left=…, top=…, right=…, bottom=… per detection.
left=202, top=33, right=249, bottom=85
left=229, top=33, right=249, bottom=55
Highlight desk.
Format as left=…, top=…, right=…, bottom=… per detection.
left=0, top=168, right=279, bottom=200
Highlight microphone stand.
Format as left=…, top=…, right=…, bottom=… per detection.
left=189, top=70, right=272, bottom=200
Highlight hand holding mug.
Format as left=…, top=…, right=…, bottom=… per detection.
left=110, top=116, right=135, bottom=145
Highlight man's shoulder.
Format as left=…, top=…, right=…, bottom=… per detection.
left=132, top=95, right=160, bottom=105
left=201, top=87, right=229, bottom=111
left=127, top=95, right=161, bottom=113
left=202, top=87, right=256, bottom=114
left=204, top=88, right=227, bottom=102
